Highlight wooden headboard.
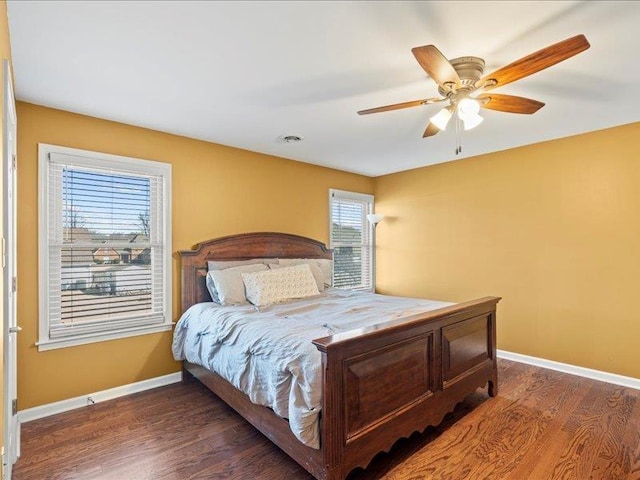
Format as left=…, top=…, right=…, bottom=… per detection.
left=178, top=232, right=333, bottom=313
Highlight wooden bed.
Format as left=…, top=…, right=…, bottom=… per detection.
left=178, top=232, right=500, bottom=480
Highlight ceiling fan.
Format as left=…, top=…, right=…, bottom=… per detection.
left=358, top=35, right=590, bottom=140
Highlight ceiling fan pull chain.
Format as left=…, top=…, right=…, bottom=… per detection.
left=454, top=116, right=458, bottom=154
left=455, top=116, right=462, bottom=155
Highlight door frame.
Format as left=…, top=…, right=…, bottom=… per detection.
left=2, top=57, right=19, bottom=480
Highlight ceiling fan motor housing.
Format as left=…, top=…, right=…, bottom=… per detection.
left=438, top=56, right=485, bottom=95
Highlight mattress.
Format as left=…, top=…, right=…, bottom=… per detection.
left=172, top=288, right=453, bottom=449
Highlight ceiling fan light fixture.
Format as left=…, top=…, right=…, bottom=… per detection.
left=457, top=98, right=480, bottom=120
left=357, top=35, right=589, bottom=142
left=430, top=107, right=452, bottom=131
left=462, top=113, right=484, bottom=130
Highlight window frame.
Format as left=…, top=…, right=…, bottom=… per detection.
left=329, top=188, right=374, bottom=292
left=37, top=143, right=172, bottom=351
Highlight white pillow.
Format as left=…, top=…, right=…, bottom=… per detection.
left=278, top=258, right=333, bottom=287
left=206, top=263, right=268, bottom=305
left=242, top=264, right=319, bottom=307
left=269, top=262, right=324, bottom=292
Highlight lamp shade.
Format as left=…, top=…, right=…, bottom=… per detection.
left=457, top=98, right=480, bottom=119
left=366, top=213, right=384, bottom=226
left=462, top=113, right=484, bottom=130
left=429, top=107, right=452, bottom=131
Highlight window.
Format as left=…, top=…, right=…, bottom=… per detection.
left=329, top=189, right=374, bottom=291
left=38, top=144, right=172, bottom=350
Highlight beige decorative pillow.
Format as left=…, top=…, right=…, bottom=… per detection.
left=269, top=262, right=325, bottom=292
left=207, top=263, right=268, bottom=305
left=277, top=258, right=333, bottom=287
left=242, top=264, right=320, bottom=307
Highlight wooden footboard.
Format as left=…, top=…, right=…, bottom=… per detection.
left=313, top=296, right=499, bottom=480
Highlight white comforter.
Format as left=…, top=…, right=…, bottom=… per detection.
left=172, top=289, right=452, bottom=449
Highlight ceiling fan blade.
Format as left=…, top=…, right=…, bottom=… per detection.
left=411, top=45, right=461, bottom=87
left=479, top=34, right=590, bottom=90
left=423, top=122, right=440, bottom=138
left=357, top=97, right=443, bottom=115
left=477, top=93, right=545, bottom=114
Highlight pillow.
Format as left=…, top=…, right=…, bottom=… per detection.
left=277, top=258, right=333, bottom=287
left=207, top=258, right=278, bottom=271
left=242, top=264, right=319, bottom=307
left=269, top=262, right=324, bottom=292
left=206, top=259, right=278, bottom=303
left=206, top=263, right=268, bottom=305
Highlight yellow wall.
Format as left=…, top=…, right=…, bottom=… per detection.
left=374, top=122, right=640, bottom=379
left=15, top=88, right=640, bottom=410
left=17, top=102, right=373, bottom=409
left=0, top=0, right=12, bottom=465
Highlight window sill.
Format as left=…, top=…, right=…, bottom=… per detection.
left=36, top=322, right=174, bottom=351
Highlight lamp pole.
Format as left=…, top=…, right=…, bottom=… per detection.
left=366, top=214, right=383, bottom=293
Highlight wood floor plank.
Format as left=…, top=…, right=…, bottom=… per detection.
left=545, top=382, right=626, bottom=479
left=12, top=360, right=640, bottom=480
left=505, top=371, right=588, bottom=479
left=589, top=388, right=636, bottom=479
left=624, top=391, right=640, bottom=480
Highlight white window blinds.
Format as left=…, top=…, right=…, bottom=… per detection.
left=39, top=145, right=172, bottom=349
left=329, top=189, right=374, bottom=291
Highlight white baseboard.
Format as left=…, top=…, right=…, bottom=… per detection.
left=497, top=349, right=640, bottom=391
left=18, top=372, right=182, bottom=423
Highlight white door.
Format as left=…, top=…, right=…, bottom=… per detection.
left=2, top=58, right=19, bottom=480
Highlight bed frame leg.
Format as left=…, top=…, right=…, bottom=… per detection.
left=488, top=378, right=498, bottom=397
left=182, top=364, right=195, bottom=384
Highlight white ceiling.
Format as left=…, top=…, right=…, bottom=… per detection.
left=7, top=1, right=640, bottom=176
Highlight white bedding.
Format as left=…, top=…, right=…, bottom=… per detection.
left=172, top=289, right=453, bottom=449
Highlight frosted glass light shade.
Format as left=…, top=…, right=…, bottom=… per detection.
left=462, top=113, right=484, bottom=130
left=366, top=213, right=384, bottom=226
left=429, top=107, right=452, bottom=131
left=457, top=98, right=480, bottom=119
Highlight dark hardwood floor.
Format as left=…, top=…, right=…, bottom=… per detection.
left=13, top=359, right=640, bottom=480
